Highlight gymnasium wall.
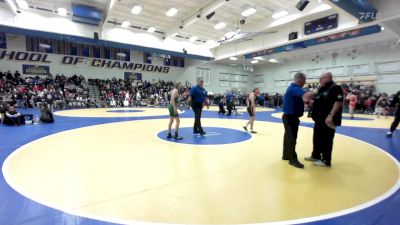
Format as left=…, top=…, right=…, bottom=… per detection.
left=0, top=34, right=252, bottom=94
left=254, top=44, right=400, bottom=95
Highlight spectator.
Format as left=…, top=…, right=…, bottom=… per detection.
left=40, top=103, right=54, bottom=123
left=4, top=106, right=23, bottom=126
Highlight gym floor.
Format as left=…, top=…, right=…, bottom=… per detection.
left=0, top=107, right=399, bottom=225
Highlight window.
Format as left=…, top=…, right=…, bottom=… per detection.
left=39, top=38, right=53, bottom=53
left=110, top=48, right=130, bottom=61
left=164, top=55, right=185, bottom=67
left=65, top=42, right=78, bottom=56
left=92, top=46, right=101, bottom=58
left=196, top=68, right=211, bottom=86
left=0, top=33, right=6, bottom=49
left=53, top=40, right=65, bottom=54
left=78, top=44, right=90, bottom=57
left=143, top=52, right=152, bottom=64
left=103, top=46, right=111, bottom=59
left=26, top=37, right=40, bottom=52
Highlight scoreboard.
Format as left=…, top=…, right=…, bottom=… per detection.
left=304, top=14, right=339, bottom=35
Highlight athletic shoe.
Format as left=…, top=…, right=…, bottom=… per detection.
left=304, top=156, right=319, bottom=162
left=243, top=126, right=248, bottom=132
left=174, top=135, right=183, bottom=140
left=289, top=160, right=304, bottom=169
left=200, top=131, right=206, bottom=136
left=386, top=132, right=393, bottom=137
left=314, top=160, right=331, bottom=167
left=167, top=133, right=172, bottom=139
left=193, top=131, right=200, bottom=134
left=250, top=130, right=257, bottom=134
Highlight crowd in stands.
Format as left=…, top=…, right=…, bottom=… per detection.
left=0, top=70, right=399, bottom=126
left=90, top=78, right=190, bottom=108
left=340, top=83, right=399, bottom=116
left=0, top=70, right=90, bottom=110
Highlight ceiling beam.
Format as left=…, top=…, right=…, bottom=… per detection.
left=164, top=0, right=229, bottom=38
left=5, top=0, right=18, bottom=14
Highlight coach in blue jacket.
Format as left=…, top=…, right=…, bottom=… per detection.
left=190, top=77, right=207, bottom=135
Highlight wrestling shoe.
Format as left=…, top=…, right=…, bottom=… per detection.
left=174, top=135, right=183, bottom=140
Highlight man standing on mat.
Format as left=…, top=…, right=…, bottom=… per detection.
left=282, top=73, right=314, bottom=169
left=190, top=77, right=207, bottom=135
left=167, top=83, right=183, bottom=140
left=244, top=88, right=260, bottom=134
left=305, top=72, right=343, bottom=167
left=387, top=91, right=400, bottom=137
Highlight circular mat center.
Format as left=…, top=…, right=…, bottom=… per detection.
left=157, top=127, right=251, bottom=145
left=106, top=109, right=145, bottom=113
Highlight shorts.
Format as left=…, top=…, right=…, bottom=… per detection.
left=247, top=107, right=255, bottom=117
left=168, top=104, right=179, bottom=117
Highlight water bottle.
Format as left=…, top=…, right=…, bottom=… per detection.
left=34, top=115, right=39, bottom=124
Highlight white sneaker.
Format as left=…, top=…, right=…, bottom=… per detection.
left=314, top=160, right=330, bottom=167
left=304, top=156, right=319, bottom=162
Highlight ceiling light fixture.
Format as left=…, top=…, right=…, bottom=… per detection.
left=230, top=56, right=238, bottom=61
left=206, top=40, right=216, bottom=45
left=147, top=27, right=156, bottom=33
left=16, top=0, right=29, bottom=9
left=251, top=60, right=259, bottom=64
left=189, top=36, right=198, bottom=42
left=131, top=5, right=142, bottom=14
left=241, top=7, right=256, bottom=17
left=272, top=10, right=289, bottom=19
left=254, top=56, right=263, bottom=60
left=269, top=58, right=278, bottom=63
left=214, top=22, right=226, bottom=30
left=172, top=32, right=178, bottom=37
left=224, top=31, right=236, bottom=39
left=166, top=7, right=178, bottom=17
left=121, top=21, right=130, bottom=28
left=57, top=8, right=67, bottom=16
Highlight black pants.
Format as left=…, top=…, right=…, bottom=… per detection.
left=390, top=108, right=400, bottom=132
left=4, top=115, right=23, bottom=126
left=282, top=114, right=300, bottom=162
left=312, top=122, right=336, bottom=165
left=192, top=103, right=203, bottom=133
left=390, top=115, right=399, bottom=132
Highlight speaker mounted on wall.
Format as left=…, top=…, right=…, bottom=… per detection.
left=296, top=0, right=310, bottom=11
left=289, top=32, right=298, bottom=41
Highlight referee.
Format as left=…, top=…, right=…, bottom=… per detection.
left=306, top=72, right=343, bottom=167
left=282, top=72, right=313, bottom=169
left=387, top=91, right=400, bottom=137
left=190, top=77, right=207, bottom=135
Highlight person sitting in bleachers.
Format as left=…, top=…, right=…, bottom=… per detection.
left=40, top=103, right=54, bottom=123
